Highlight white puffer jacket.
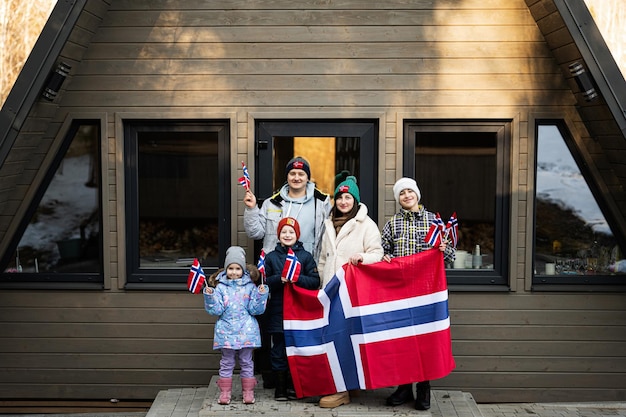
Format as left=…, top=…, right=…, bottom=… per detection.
left=318, top=203, right=384, bottom=288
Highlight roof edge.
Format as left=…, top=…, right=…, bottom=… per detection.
left=0, top=0, right=88, bottom=167
left=555, top=0, right=626, bottom=137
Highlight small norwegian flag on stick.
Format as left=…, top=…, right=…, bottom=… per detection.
left=282, top=248, right=301, bottom=283
left=424, top=212, right=445, bottom=248
left=445, top=212, right=459, bottom=248
left=238, top=161, right=251, bottom=191
left=257, top=249, right=267, bottom=284
left=187, top=258, right=206, bottom=294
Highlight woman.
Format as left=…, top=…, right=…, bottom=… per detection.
left=316, top=174, right=384, bottom=407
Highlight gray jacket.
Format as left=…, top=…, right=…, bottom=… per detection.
left=244, top=182, right=331, bottom=262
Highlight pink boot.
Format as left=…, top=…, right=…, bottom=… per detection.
left=216, top=377, right=232, bottom=405
left=241, top=377, right=257, bottom=404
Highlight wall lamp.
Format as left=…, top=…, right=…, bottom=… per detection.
left=42, top=62, right=71, bottom=101
left=568, top=61, right=598, bottom=102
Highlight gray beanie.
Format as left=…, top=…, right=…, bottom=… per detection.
left=393, top=177, right=421, bottom=203
left=224, top=246, right=246, bottom=270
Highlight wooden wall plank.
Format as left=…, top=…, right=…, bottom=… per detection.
left=1, top=0, right=624, bottom=406
left=110, top=0, right=529, bottom=11
left=68, top=74, right=568, bottom=92
left=93, top=25, right=544, bottom=43
left=58, top=90, right=575, bottom=108
left=101, top=10, right=533, bottom=27
left=83, top=42, right=553, bottom=60
left=74, top=58, right=563, bottom=76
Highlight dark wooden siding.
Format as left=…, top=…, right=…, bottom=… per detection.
left=0, top=0, right=624, bottom=404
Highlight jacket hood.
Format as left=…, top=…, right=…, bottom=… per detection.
left=355, top=202, right=369, bottom=221
left=279, top=181, right=315, bottom=203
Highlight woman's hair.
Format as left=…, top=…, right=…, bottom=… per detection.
left=331, top=197, right=359, bottom=221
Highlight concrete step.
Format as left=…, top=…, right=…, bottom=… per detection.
left=147, top=375, right=483, bottom=417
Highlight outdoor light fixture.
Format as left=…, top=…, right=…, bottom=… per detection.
left=568, top=61, right=598, bottom=102
left=42, top=61, right=71, bottom=101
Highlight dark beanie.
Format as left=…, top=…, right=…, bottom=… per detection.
left=285, top=156, right=311, bottom=179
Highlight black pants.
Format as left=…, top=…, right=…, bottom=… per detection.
left=269, top=332, right=289, bottom=371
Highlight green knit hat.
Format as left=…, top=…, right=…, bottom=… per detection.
left=334, top=175, right=360, bottom=204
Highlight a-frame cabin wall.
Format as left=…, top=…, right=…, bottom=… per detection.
left=0, top=0, right=624, bottom=403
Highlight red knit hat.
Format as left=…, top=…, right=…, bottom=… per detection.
left=277, top=217, right=300, bottom=240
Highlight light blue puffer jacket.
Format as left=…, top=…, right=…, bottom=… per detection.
left=203, top=270, right=268, bottom=350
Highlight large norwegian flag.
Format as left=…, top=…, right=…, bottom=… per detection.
left=283, top=249, right=455, bottom=398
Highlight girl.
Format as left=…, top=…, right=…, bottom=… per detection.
left=204, top=246, right=269, bottom=405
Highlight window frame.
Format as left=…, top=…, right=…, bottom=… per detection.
left=0, top=119, right=104, bottom=288
left=256, top=119, right=379, bottom=221
left=123, top=120, right=230, bottom=288
left=532, top=120, right=626, bottom=289
left=403, top=120, right=512, bottom=288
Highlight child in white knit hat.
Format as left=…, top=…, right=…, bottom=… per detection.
left=381, top=177, right=456, bottom=411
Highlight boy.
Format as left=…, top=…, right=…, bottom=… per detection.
left=381, top=177, right=456, bottom=410
left=263, top=217, right=320, bottom=400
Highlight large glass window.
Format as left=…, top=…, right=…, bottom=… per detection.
left=404, top=121, right=511, bottom=286
left=124, top=121, right=230, bottom=286
left=256, top=121, right=378, bottom=220
left=271, top=136, right=361, bottom=198
left=533, top=124, right=625, bottom=285
left=1, top=121, right=102, bottom=284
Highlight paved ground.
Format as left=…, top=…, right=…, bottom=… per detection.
left=3, top=376, right=626, bottom=417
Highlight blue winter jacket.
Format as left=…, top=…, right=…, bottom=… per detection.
left=204, top=270, right=269, bottom=350
left=264, top=241, right=320, bottom=333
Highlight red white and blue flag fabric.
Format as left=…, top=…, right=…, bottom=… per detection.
left=257, top=249, right=266, bottom=283
left=187, top=258, right=206, bottom=294
left=238, top=161, right=251, bottom=191
left=445, top=212, right=459, bottom=248
left=283, top=249, right=455, bottom=398
left=425, top=212, right=445, bottom=247
left=281, top=248, right=301, bottom=283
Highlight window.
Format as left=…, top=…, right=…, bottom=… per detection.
left=1, top=121, right=102, bottom=285
left=256, top=120, right=378, bottom=219
left=124, top=121, right=230, bottom=286
left=404, top=121, right=511, bottom=286
left=533, top=123, right=625, bottom=286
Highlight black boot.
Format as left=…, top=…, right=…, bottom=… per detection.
left=286, top=371, right=297, bottom=400
left=415, top=381, right=431, bottom=410
left=262, top=370, right=275, bottom=389
left=386, top=383, right=414, bottom=406
left=274, top=371, right=288, bottom=401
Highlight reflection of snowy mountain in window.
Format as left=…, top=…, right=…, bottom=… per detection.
left=537, top=126, right=610, bottom=235
left=19, top=154, right=98, bottom=263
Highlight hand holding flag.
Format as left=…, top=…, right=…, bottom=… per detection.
left=238, top=161, right=251, bottom=191
left=282, top=248, right=302, bottom=283
left=187, top=258, right=206, bottom=294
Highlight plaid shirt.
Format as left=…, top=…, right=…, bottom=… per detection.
left=381, top=205, right=455, bottom=261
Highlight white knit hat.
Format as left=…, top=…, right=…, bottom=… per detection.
left=393, top=177, right=421, bottom=203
